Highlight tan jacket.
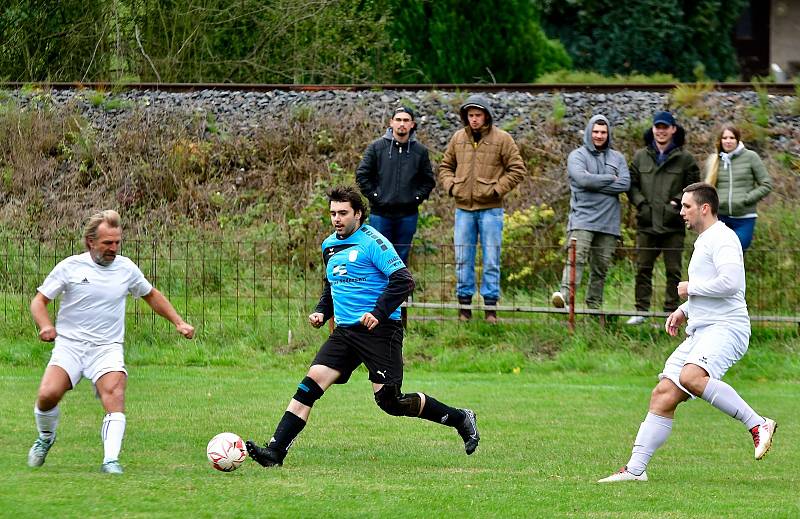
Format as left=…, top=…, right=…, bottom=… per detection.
left=438, top=126, right=526, bottom=211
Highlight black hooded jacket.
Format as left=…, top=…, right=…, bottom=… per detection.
left=356, top=128, right=435, bottom=218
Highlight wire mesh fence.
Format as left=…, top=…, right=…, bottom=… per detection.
left=1, top=236, right=797, bottom=337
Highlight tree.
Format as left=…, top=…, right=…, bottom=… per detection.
left=0, top=1, right=112, bottom=81
left=389, top=0, right=571, bottom=83
left=0, top=0, right=407, bottom=83
left=540, top=0, right=747, bottom=81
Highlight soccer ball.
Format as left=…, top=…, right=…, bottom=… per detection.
left=206, top=432, right=248, bottom=472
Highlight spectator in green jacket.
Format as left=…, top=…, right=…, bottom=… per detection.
left=703, top=125, right=772, bottom=251
left=626, top=111, right=700, bottom=325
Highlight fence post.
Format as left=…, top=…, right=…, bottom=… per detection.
left=568, top=237, right=577, bottom=332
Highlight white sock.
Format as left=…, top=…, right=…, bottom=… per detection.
left=34, top=405, right=60, bottom=442
left=701, top=378, right=764, bottom=430
left=626, top=412, right=673, bottom=476
left=101, top=412, right=126, bottom=463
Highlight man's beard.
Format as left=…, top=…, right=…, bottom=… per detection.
left=92, top=251, right=115, bottom=266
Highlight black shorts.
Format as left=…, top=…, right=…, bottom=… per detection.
left=312, top=321, right=404, bottom=385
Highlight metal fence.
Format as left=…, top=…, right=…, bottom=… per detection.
left=1, top=236, right=797, bottom=335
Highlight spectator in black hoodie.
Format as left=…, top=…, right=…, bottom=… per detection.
left=356, top=107, right=435, bottom=264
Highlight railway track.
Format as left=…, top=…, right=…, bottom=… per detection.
left=0, top=82, right=796, bottom=95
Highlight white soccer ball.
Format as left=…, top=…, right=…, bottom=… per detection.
left=206, top=432, right=248, bottom=472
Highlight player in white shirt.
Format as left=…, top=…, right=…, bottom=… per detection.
left=27, top=210, right=195, bottom=474
left=599, top=183, right=777, bottom=483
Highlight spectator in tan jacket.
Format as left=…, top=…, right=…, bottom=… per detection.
left=438, top=94, right=527, bottom=323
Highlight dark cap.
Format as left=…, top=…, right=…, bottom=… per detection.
left=653, top=111, right=676, bottom=126
left=393, top=106, right=415, bottom=120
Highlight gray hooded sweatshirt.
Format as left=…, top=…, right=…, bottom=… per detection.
left=566, top=115, right=630, bottom=236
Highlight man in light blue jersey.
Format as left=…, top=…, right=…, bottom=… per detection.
left=247, top=186, right=479, bottom=467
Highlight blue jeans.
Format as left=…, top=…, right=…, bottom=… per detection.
left=454, top=208, right=503, bottom=302
left=368, top=213, right=418, bottom=264
left=720, top=215, right=757, bottom=251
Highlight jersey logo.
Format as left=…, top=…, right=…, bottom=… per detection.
left=323, top=243, right=357, bottom=265
left=348, top=250, right=359, bottom=262
left=80, top=277, right=90, bottom=284
left=332, top=263, right=348, bottom=277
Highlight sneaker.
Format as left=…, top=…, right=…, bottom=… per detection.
left=27, top=434, right=56, bottom=467
left=456, top=409, right=480, bottom=455
left=751, top=418, right=777, bottom=460
left=625, top=315, right=647, bottom=325
left=100, top=460, right=124, bottom=474
left=245, top=440, right=284, bottom=467
left=551, top=291, right=565, bottom=308
left=597, top=466, right=648, bottom=483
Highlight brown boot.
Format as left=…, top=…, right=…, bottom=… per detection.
left=484, top=298, right=498, bottom=324
left=458, top=296, right=472, bottom=321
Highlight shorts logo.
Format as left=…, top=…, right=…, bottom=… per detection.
left=332, top=264, right=348, bottom=277
left=376, top=370, right=387, bottom=379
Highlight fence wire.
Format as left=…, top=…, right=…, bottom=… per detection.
left=1, top=237, right=797, bottom=336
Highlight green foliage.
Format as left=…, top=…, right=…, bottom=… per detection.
left=749, top=80, right=773, bottom=128
left=0, top=0, right=406, bottom=83
left=669, top=81, right=714, bottom=118
left=0, top=1, right=113, bottom=81
left=388, top=0, right=571, bottom=83
left=541, top=0, right=748, bottom=81
left=501, top=204, right=559, bottom=287
left=536, top=70, right=679, bottom=84
left=549, top=93, right=567, bottom=128
left=793, top=81, right=800, bottom=115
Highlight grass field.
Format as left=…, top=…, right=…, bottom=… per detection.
left=1, top=366, right=797, bottom=518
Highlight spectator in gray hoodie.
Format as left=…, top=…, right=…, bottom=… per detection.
left=552, top=115, right=630, bottom=310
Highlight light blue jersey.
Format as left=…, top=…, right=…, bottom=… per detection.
left=321, top=225, right=405, bottom=325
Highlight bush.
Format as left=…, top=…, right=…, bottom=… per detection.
left=389, top=0, right=571, bottom=83
left=541, top=0, right=748, bottom=81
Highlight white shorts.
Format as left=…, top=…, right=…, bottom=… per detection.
left=659, top=322, right=750, bottom=398
left=47, top=336, right=127, bottom=388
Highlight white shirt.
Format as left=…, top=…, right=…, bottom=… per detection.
left=679, top=220, right=749, bottom=333
left=38, top=252, right=153, bottom=344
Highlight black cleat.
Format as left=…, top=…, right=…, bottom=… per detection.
left=456, top=409, right=480, bottom=455
left=245, top=440, right=284, bottom=467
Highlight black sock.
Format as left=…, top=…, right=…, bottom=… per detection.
left=418, top=395, right=465, bottom=427
left=267, top=411, right=306, bottom=455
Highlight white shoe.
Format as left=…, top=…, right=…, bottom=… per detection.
left=101, top=460, right=124, bottom=474
left=625, top=315, right=647, bottom=325
left=598, top=466, right=648, bottom=483
left=551, top=291, right=565, bottom=308
left=27, top=434, right=56, bottom=467
left=751, top=418, right=777, bottom=460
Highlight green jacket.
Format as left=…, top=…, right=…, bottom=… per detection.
left=706, top=146, right=772, bottom=217
left=628, top=127, right=700, bottom=234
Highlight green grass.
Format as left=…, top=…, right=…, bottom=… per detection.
left=1, top=366, right=797, bottom=517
